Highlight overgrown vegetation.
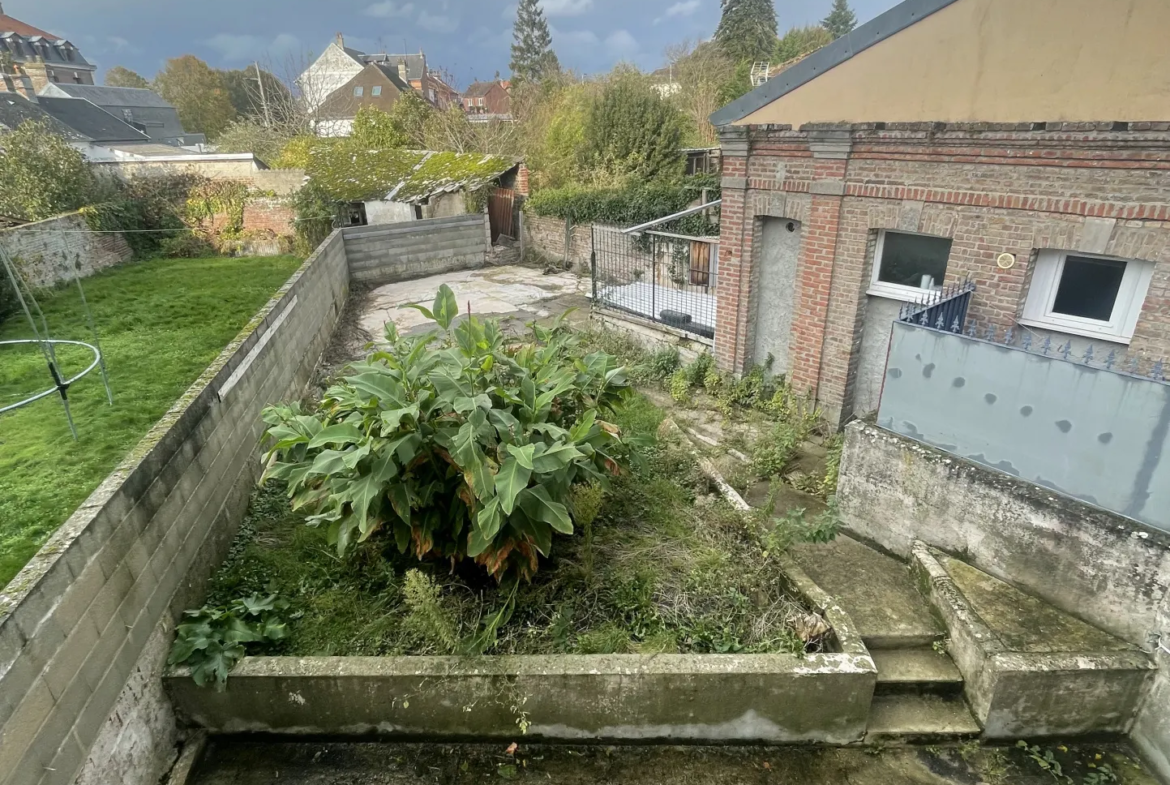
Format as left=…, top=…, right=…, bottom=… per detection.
left=168, top=594, right=289, bottom=687
left=0, top=254, right=302, bottom=588
left=205, top=392, right=833, bottom=660
left=527, top=174, right=720, bottom=234
left=260, top=287, right=636, bottom=584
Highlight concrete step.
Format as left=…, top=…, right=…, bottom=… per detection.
left=872, top=648, right=964, bottom=696
left=865, top=694, right=981, bottom=743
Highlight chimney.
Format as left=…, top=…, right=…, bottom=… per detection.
left=23, top=57, right=49, bottom=92
left=397, top=60, right=408, bottom=82
left=336, top=33, right=344, bottom=48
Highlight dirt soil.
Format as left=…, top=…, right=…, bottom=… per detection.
left=189, top=740, right=1156, bottom=785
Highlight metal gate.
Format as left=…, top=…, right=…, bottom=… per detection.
left=487, top=187, right=516, bottom=244
left=591, top=227, right=718, bottom=340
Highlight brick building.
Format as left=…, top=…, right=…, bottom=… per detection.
left=462, top=81, right=511, bottom=117
left=316, top=62, right=415, bottom=137
left=709, top=0, right=1170, bottom=426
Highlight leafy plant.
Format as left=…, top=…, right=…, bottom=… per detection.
left=260, top=285, right=636, bottom=583
left=1083, top=764, right=1117, bottom=785
left=1017, top=742, right=1069, bottom=782
left=641, top=345, right=681, bottom=381
left=820, top=434, right=844, bottom=498
left=402, top=569, right=459, bottom=653
left=670, top=369, right=690, bottom=403
left=168, top=593, right=288, bottom=686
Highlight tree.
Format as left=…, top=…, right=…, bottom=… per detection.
left=385, top=91, right=435, bottom=149
left=582, top=69, right=687, bottom=183
left=213, top=118, right=294, bottom=165
left=221, top=65, right=291, bottom=123
left=351, top=106, right=408, bottom=149
left=666, top=40, right=734, bottom=147
left=0, top=120, right=97, bottom=222
left=775, top=25, right=833, bottom=63
left=104, top=66, right=149, bottom=89
left=821, top=0, right=857, bottom=39
left=154, top=55, right=238, bottom=139
left=715, top=0, right=778, bottom=64
left=510, top=0, right=561, bottom=84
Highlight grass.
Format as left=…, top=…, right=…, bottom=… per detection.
left=203, top=393, right=828, bottom=658
left=0, top=255, right=303, bottom=588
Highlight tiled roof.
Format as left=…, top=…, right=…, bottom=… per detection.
left=463, top=82, right=498, bottom=98
left=0, top=9, right=56, bottom=38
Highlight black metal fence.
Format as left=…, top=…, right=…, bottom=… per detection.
left=898, top=278, right=976, bottom=333
left=590, top=227, right=718, bottom=339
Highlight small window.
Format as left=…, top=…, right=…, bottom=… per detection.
left=869, top=230, right=953, bottom=300
left=1021, top=250, right=1154, bottom=343
left=371, top=85, right=381, bottom=96
left=353, top=86, right=364, bottom=97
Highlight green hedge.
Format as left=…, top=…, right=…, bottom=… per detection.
left=527, top=175, right=721, bottom=235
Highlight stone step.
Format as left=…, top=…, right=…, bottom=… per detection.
left=866, top=694, right=981, bottom=743
left=871, top=648, right=964, bottom=696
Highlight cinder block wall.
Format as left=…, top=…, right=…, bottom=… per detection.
left=344, top=214, right=488, bottom=285
left=0, top=231, right=349, bottom=785
left=0, top=212, right=132, bottom=288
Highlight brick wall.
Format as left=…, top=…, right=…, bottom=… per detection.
left=0, top=212, right=132, bottom=288
left=343, top=214, right=488, bottom=285
left=523, top=214, right=599, bottom=272
left=0, top=232, right=350, bottom=785
left=242, top=198, right=296, bottom=236
left=717, top=123, right=1170, bottom=425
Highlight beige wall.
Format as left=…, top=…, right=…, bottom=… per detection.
left=738, top=0, right=1170, bottom=125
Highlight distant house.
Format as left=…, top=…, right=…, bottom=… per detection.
left=315, top=63, right=415, bottom=138
left=0, top=3, right=95, bottom=89
left=38, top=83, right=204, bottom=146
left=649, top=65, right=680, bottom=98
left=300, top=35, right=459, bottom=123
left=462, top=81, right=510, bottom=118
left=0, top=89, right=160, bottom=162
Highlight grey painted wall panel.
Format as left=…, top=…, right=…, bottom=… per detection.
left=751, top=218, right=801, bottom=373
left=853, top=296, right=903, bottom=417
left=878, top=322, right=1170, bottom=533
left=342, top=214, right=487, bottom=286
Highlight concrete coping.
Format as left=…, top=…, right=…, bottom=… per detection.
left=0, top=232, right=342, bottom=640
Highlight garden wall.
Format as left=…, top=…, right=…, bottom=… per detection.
left=524, top=214, right=595, bottom=271
left=343, top=213, right=488, bottom=285
left=836, top=421, right=1170, bottom=780
left=0, top=212, right=132, bottom=288
left=0, top=231, right=349, bottom=785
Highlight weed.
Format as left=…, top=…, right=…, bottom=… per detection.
left=683, top=352, right=714, bottom=389
left=820, top=434, right=844, bottom=499
left=1017, top=741, right=1068, bottom=781
left=751, top=420, right=803, bottom=479
left=670, top=368, right=690, bottom=403
left=169, top=593, right=289, bottom=686
left=576, top=623, right=632, bottom=654
left=1083, top=764, right=1117, bottom=785
left=932, top=638, right=950, bottom=655
left=702, top=367, right=722, bottom=395
left=402, top=570, right=460, bottom=654
left=643, top=345, right=681, bottom=381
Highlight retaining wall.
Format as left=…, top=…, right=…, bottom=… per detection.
left=343, top=214, right=488, bottom=285
left=0, top=231, right=349, bottom=785
left=523, top=214, right=595, bottom=271
left=0, top=212, right=132, bottom=288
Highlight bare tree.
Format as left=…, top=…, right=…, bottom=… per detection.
left=665, top=40, right=734, bottom=147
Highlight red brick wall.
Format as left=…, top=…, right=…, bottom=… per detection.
left=717, top=122, right=1170, bottom=425
left=243, top=199, right=296, bottom=235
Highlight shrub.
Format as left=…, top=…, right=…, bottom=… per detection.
left=527, top=175, right=720, bottom=235
left=670, top=368, right=690, bottom=403
left=641, top=345, right=681, bottom=381
left=168, top=593, right=288, bottom=686
left=158, top=231, right=216, bottom=258
left=261, top=285, right=637, bottom=583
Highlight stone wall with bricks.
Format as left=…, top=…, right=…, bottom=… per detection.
left=523, top=214, right=595, bottom=272
left=0, top=212, right=132, bottom=288
left=0, top=231, right=349, bottom=785
left=716, top=123, right=1170, bottom=425
left=343, top=214, right=488, bottom=285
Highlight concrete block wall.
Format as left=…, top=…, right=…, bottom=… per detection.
left=0, top=212, right=132, bottom=288
left=0, top=230, right=349, bottom=785
left=344, top=214, right=488, bottom=285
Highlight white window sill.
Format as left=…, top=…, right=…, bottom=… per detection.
left=1016, top=318, right=1132, bottom=345
left=866, top=285, right=938, bottom=304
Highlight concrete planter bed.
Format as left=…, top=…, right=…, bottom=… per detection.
left=164, top=558, right=877, bottom=743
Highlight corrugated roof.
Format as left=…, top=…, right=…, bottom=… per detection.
left=39, top=83, right=173, bottom=109
left=307, top=144, right=515, bottom=203
left=36, top=96, right=148, bottom=142
left=710, top=0, right=962, bottom=126
left=0, top=93, right=86, bottom=139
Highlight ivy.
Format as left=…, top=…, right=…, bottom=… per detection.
left=185, top=179, right=251, bottom=237
left=527, top=174, right=721, bottom=235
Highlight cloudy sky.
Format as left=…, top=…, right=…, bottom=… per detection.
left=15, top=0, right=901, bottom=87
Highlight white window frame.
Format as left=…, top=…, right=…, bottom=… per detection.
left=371, top=85, right=382, bottom=97
left=867, top=229, right=953, bottom=302
left=353, top=86, right=364, bottom=97
left=1020, top=249, right=1154, bottom=343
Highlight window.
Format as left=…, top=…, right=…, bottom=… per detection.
left=1021, top=250, right=1154, bottom=342
left=869, top=230, right=953, bottom=300
left=353, top=86, right=364, bottom=96
left=371, top=85, right=381, bottom=96
left=478, top=97, right=484, bottom=107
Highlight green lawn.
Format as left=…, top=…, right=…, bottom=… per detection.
left=0, top=255, right=302, bottom=588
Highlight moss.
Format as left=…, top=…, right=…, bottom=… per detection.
left=306, top=143, right=513, bottom=204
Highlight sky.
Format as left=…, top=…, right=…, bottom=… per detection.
left=13, top=0, right=901, bottom=88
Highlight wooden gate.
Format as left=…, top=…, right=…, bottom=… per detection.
left=487, top=187, right=516, bottom=244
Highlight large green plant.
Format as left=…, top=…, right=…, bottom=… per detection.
left=260, top=286, right=635, bottom=582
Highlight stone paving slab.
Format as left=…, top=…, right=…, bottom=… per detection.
left=789, top=535, right=944, bottom=649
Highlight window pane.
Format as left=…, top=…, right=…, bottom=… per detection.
left=877, top=232, right=952, bottom=290
left=1051, top=256, right=1126, bottom=321
left=354, top=86, right=363, bottom=96
left=371, top=86, right=381, bottom=96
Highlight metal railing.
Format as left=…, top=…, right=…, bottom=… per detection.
left=591, top=226, right=718, bottom=340
left=898, top=278, right=976, bottom=333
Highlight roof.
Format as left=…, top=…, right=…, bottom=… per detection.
left=0, top=93, right=86, bottom=140
left=463, top=82, right=501, bottom=98
left=711, top=0, right=961, bottom=126
left=370, top=63, right=414, bottom=93
left=99, top=142, right=198, bottom=157
left=361, top=53, right=426, bottom=81
left=36, top=96, right=148, bottom=142
left=0, top=9, right=57, bottom=38
left=39, top=83, right=173, bottom=109
left=306, top=143, right=515, bottom=203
